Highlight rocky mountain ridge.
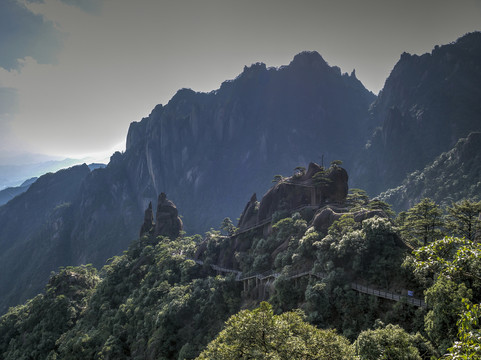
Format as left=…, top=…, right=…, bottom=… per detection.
left=1, top=32, right=481, bottom=314
left=0, top=51, right=376, bottom=313
left=355, top=31, right=481, bottom=194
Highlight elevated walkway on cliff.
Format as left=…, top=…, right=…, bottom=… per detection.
left=191, top=259, right=426, bottom=308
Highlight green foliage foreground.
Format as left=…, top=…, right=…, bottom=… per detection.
left=1, top=196, right=480, bottom=359
left=196, top=302, right=354, bottom=360
left=0, top=236, right=242, bottom=360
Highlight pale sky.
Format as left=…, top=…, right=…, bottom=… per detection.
left=1, top=0, right=480, bottom=161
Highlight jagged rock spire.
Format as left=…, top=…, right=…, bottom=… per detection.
left=155, top=192, right=183, bottom=239
left=139, top=202, right=154, bottom=237
left=139, top=194, right=183, bottom=240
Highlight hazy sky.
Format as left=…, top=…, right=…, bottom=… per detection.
left=1, top=0, right=480, bottom=162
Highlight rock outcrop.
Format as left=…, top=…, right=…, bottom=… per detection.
left=139, top=202, right=154, bottom=237
left=237, top=193, right=259, bottom=230
left=140, top=193, right=183, bottom=239
left=238, top=162, right=348, bottom=231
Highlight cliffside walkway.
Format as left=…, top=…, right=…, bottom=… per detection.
left=351, top=283, right=426, bottom=307
left=191, top=259, right=426, bottom=308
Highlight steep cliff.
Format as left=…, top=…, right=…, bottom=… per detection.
left=355, top=32, right=481, bottom=195
left=123, top=51, right=375, bottom=233
left=0, top=52, right=376, bottom=313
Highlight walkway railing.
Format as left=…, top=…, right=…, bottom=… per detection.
left=351, top=283, right=426, bottom=307
left=190, top=258, right=426, bottom=307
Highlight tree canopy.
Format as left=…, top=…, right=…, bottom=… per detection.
left=196, top=302, right=354, bottom=360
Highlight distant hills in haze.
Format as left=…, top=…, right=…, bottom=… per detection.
left=0, top=152, right=108, bottom=190
left=0, top=156, right=80, bottom=189
left=0, top=177, right=37, bottom=206
left=0, top=31, right=480, bottom=313
left=0, top=163, right=105, bottom=206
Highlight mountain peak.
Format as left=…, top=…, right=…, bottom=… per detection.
left=289, top=51, right=328, bottom=68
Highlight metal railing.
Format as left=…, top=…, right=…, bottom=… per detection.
left=189, top=258, right=426, bottom=307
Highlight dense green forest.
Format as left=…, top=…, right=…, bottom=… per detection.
left=1, top=177, right=480, bottom=359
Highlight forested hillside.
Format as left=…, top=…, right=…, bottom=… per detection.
left=1, top=164, right=479, bottom=359
left=378, top=132, right=481, bottom=212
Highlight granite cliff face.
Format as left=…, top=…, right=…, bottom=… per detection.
left=0, top=52, right=375, bottom=313
left=355, top=32, right=481, bottom=195
left=2, top=33, right=481, bottom=313
left=123, top=51, right=375, bottom=233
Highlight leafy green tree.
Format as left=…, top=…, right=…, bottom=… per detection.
left=272, top=174, right=284, bottom=183
left=400, top=198, right=443, bottom=246
left=445, top=299, right=481, bottom=359
left=346, top=188, right=370, bottom=209
left=312, top=170, right=332, bottom=187
left=409, top=236, right=481, bottom=353
left=220, top=217, right=237, bottom=236
left=330, top=160, right=343, bottom=167
left=410, top=237, right=481, bottom=288
left=445, top=199, right=481, bottom=241
left=367, top=199, right=395, bottom=218
left=424, top=277, right=472, bottom=353
left=354, top=323, right=434, bottom=360
left=196, top=302, right=355, bottom=360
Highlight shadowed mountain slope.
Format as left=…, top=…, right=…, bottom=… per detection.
left=0, top=52, right=376, bottom=313
left=354, top=32, right=481, bottom=195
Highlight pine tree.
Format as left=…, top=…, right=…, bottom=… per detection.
left=445, top=199, right=481, bottom=241
left=400, top=198, right=443, bottom=246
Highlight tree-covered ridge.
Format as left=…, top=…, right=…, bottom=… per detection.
left=197, top=301, right=355, bottom=360
left=0, top=265, right=99, bottom=360
left=1, top=180, right=480, bottom=359
left=378, top=132, right=481, bottom=212
left=0, top=235, right=242, bottom=360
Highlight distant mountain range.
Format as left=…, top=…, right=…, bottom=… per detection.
left=1, top=31, right=480, bottom=313
left=0, top=163, right=105, bottom=206
left=0, top=177, right=37, bottom=206
left=0, top=153, right=109, bottom=190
